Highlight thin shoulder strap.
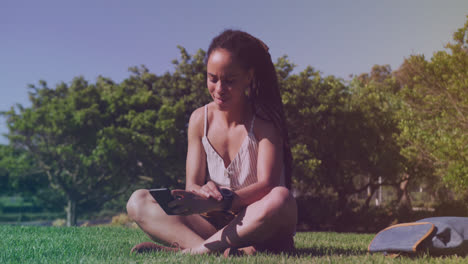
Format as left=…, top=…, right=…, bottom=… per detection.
left=204, top=104, right=208, bottom=136
left=249, top=114, right=256, bottom=133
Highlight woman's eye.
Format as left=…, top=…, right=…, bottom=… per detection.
left=225, top=79, right=234, bottom=84
left=209, top=78, right=217, bottom=83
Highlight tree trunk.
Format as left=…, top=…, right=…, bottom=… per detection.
left=398, top=177, right=412, bottom=210
left=364, top=186, right=377, bottom=210
left=334, top=190, right=354, bottom=231
left=66, top=198, right=77, bottom=227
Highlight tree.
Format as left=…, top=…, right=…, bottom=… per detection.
left=351, top=65, right=408, bottom=210
left=277, top=57, right=405, bottom=228
left=395, top=16, right=468, bottom=195
left=2, top=47, right=211, bottom=226
left=2, top=78, right=171, bottom=225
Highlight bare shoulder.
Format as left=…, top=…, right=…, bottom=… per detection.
left=188, top=106, right=206, bottom=137
left=253, top=116, right=282, bottom=145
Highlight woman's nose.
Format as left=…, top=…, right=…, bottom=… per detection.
left=215, top=81, right=226, bottom=94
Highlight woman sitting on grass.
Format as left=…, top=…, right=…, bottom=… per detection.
left=126, top=29, right=297, bottom=256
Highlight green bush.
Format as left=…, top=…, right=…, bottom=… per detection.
left=434, top=200, right=468, bottom=217
left=0, top=212, right=66, bottom=222
left=296, top=195, right=339, bottom=231
left=2, top=205, right=43, bottom=213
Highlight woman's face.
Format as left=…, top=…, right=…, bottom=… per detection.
left=206, top=49, right=253, bottom=110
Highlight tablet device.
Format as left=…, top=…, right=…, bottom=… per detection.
left=149, top=188, right=176, bottom=215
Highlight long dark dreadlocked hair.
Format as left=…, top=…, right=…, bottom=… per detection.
left=205, top=29, right=293, bottom=189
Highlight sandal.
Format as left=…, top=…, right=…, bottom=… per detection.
left=223, top=246, right=257, bottom=257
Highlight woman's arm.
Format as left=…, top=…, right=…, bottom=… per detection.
left=185, top=107, right=207, bottom=190
left=229, top=118, right=284, bottom=212
left=185, top=107, right=222, bottom=200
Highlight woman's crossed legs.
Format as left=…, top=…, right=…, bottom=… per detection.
left=126, top=186, right=297, bottom=254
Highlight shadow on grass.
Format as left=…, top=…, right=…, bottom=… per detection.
left=289, top=246, right=368, bottom=257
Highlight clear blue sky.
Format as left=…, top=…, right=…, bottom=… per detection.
left=1, top=0, right=467, bottom=144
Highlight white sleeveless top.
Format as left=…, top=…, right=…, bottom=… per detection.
left=202, top=105, right=259, bottom=190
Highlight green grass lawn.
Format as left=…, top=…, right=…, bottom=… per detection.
left=1, top=225, right=467, bottom=263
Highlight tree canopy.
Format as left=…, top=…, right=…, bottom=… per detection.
left=1, top=48, right=210, bottom=225
left=396, top=17, right=468, bottom=194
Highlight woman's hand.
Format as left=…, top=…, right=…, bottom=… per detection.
left=168, top=189, right=222, bottom=215
left=187, top=181, right=223, bottom=201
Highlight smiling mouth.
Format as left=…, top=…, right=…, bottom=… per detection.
left=215, top=96, right=228, bottom=102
